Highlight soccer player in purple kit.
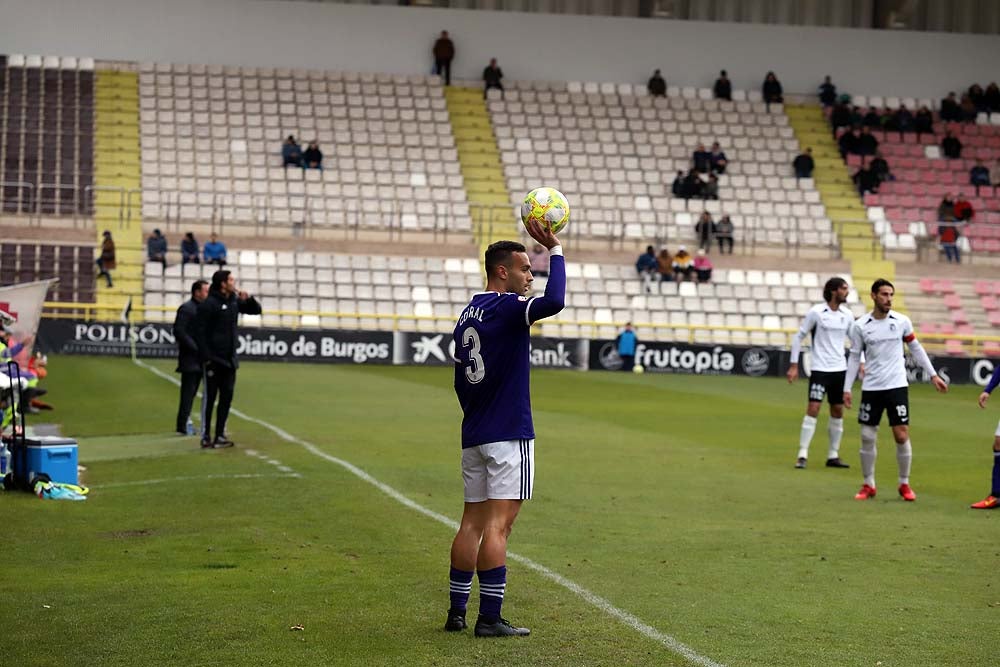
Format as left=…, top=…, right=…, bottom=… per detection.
left=444, top=219, right=564, bottom=638
left=970, top=363, right=1000, bottom=509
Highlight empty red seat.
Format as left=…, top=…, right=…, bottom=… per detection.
left=989, top=311, right=1000, bottom=327
left=981, top=296, right=999, bottom=311
left=943, top=293, right=962, bottom=309
left=919, top=321, right=939, bottom=334
left=918, top=277, right=935, bottom=293
left=980, top=281, right=998, bottom=295
left=945, top=339, right=965, bottom=356
left=983, top=341, right=1000, bottom=356
left=937, top=279, right=955, bottom=293
left=939, top=322, right=957, bottom=334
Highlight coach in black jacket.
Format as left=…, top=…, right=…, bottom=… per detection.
left=195, top=269, right=262, bottom=448
left=174, top=279, right=209, bottom=435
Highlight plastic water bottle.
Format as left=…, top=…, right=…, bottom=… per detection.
left=186, top=418, right=195, bottom=436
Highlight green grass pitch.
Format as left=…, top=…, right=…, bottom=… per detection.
left=3, top=356, right=998, bottom=666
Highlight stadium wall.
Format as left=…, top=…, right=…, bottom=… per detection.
left=2, top=0, right=999, bottom=98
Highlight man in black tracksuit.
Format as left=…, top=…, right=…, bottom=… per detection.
left=195, top=270, right=262, bottom=448
left=174, top=279, right=209, bottom=435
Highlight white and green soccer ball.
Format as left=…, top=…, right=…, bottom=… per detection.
left=632, top=364, right=645, bottom=374
left=521, top=187, right=570, bottom=234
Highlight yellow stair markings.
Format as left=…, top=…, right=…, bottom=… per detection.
left=785, top=104, right=903, bottom=312
left=94, top=70, right=144, bottom=314
left=444, top=87, right=515, bottom=253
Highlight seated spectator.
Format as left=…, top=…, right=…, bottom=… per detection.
left=713, top=70, right=731, bottom=101
left=709, top=142, right=728, bottom=174
left=693, top=249, right=713, bottom=283
left=818, top=76, right=837, bottom=107
left=870, top=152, right=891, bottom=183
left=862, top=106, right=882, bottom=128
left=282, top=135, right=303, bottom=168
left=702, top=173, right=719, bottom=200
left=954, top=195, right=974, bottom=221
left=939, top=92, right=961, bottom=122
left=892, top=105, right=914, bottom=134
left=914, top=106, right=934, bottom=135
left=695, top=211, right=715, bottom=250
left=715, top=215, right=734, bottom=254
left=656, top=248, right=673, bottom=282
left=683, top=169, right=704, bottom=199
left=969, top=84, right=987, bottom=112
left=692, top=144, right=712, bottom=174
left=852, top=165, right=879, bottom=197
left=960, top=94, right=978, bottom=122
left=483, top=58, right=504, bottom=99
left=762, top=71, right=783, bottom=107
left=849, top=105, right=864, bottom=126
left=203, top=233, right=228, bottom=266
left=181, top=232, right=200, bottom=265
left=636, top=245, right=658, bottom=291
left=672, top=246, right=695, bottom=282
left=529, top=243, right=548, bottom=277
left=303, top=141, right=323, bottom=170
left=147, top=228, right=167, bottom=268
left=830, top=102, right=852, bottom=135
left=941, top=131, right=963, bottom=159
left=937, top=195, right=956, bottom=222
left=986, top=82, right=1000, bottom=114
left=671, top=170, right=687, bottom=198
left=837, top=128, right=858, bottom=160
left=793, top=148, right=814, bottom=179
left=647, top=69, right=666, bottom=97
left=970, top=161, right=991, bottom=193
left=938, top=221, right=962, bottom=263
left=857, top=126, right=879, bottom=156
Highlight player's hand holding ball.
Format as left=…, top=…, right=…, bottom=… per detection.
left=521, top=187, right=568, bottom=250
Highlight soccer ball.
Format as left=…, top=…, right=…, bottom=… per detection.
left=632, top=364, right=645, bottom=374
left=521, top=187, right=570, bottom=234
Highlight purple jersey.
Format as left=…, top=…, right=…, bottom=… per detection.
left=453, top=253, right=565, bottom=449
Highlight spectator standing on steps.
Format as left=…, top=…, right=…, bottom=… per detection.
left=433, top=30, right=455, bottom=86
left=96, top=230, right=115, bottom=288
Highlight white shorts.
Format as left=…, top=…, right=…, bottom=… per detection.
left=462, top=439, right=534, bottom=502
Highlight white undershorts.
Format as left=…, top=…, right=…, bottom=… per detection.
left=462, top=439, right=534, bottom=502
left=994, top=419, right=1000, bottom=437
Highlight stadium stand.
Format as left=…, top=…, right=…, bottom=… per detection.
left=137, top=63, right=473, bottom=236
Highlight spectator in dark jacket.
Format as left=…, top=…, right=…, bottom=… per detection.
left=914, top=106, right=934, bottom=135
left=671, top=171, right=686, bottom=198
left=303, top=141, right=323, bottom=170
left=893, top=106, right=914, bottom=134
left=939, top=92, right=961, bottom=122
left=181, top=232, right=200, bottom=265
left=969, top=84, right=986, bottom=112
left=636, top=245, right=658, bottom=291
left=942, top=131, right=963, bottom=159
left=692, top=144, right=712, bottom=174
left=960, top=94, right=978, bottom=122
left=713, top=70, right=732, bottom=101
left=715, top=215, right=734, bottom=254
left=986, top=82, right=1000, bottom=114
left=793, top=148, right=815, bottom=179
left=432, top=30, right=455, bottom=86
left=282, top=135, right=302, bottom=168
left=870, top=152, right=891, bottom=183
left=695, top=211, right=715, bottom=251
left=683, top=169, right=704, bottom=199
left=862, top=106, right=882, bottom=128
left=483, top=58, right=504, bottom=99
left=96, top=230, right=115, bottom=287
left=830, top=102, right=853, bottom=135
left=762, top=71, right=783, bottom=108
left=702, top=173, right=719, bottom=200
left=857, top=127, right=879, bottom=156
left=937, top=195, right=956, bottom=222
left=971, top=161, right=992, bottom=194
left=174, top=279, right=209, bottom=435
left=709, top=142, right=728, bottom=174
left=818, top=76, right=837, bottom=107
left=147, top=229, right=168, bottom=268
left=195, top=269, right=262, bottom=448
left=838, top=128, right=858, bottom=160
left=853, top=165, right=880, bottom=196
left=647, top=69, right=666, bottom=97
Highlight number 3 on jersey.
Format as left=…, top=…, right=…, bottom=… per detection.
left=462, top=327, right=485, bottom=383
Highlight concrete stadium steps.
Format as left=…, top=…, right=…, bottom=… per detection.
left=785, top=103, right=902, bottom=310
left=94, top=70, right=143, bottom=311
left=444, top=87, right=513, bottom=249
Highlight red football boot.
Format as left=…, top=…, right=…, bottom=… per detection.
left=898, top=484, right=916, bottom=502
left=854, top=484, right=877, bottom=500
left=970, top=495, right=999, bottom=509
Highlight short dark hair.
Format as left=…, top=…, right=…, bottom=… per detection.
left=211, top=270, right=231, bottom=291
left=484, top=241, right=526, bottom=278
left=191, top=279, right=208, bottom=298
left=823, top=277, right=848, bottom=302
left=871, top=278, right=894, bottom=295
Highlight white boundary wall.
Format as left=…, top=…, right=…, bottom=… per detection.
left=1, top=0, right=999, bottom=98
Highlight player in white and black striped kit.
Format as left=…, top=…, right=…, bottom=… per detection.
left=787, top=277, right=854, bottom=469
left=843, top=279, right=948, bottom=501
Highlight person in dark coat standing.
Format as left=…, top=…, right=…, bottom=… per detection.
left=96, top=230, right=115, bottom=288
left=174, top=280, right=209, bottom=435
left=195, top=270, right=262, bottom=448
left=433, top=30, right=455, bottom=86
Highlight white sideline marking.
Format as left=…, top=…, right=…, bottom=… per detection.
left=94, top=472, right=300, bottom=489
left=134, top=358, right=725, bottom=667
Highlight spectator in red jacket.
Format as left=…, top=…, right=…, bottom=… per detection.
left=954, top=195, right=974, bottom=221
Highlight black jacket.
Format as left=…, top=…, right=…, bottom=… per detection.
left=173, top=298, right=202, bottom=373
left=196, top=288, right=262, bottom=369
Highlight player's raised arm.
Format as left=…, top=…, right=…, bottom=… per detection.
left=524, top=219, right=565, bottom=323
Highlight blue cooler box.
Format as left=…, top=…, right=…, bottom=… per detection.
left=24, top=437, right=79, bottom=485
